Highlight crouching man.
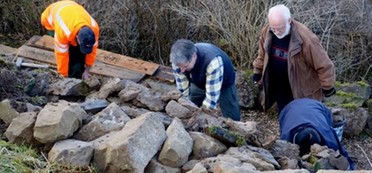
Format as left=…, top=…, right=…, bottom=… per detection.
left=279, top=98, right=355, bottom=170
left=169, top=39, right=240, bottom=121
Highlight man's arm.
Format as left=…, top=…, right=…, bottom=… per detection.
left=203, top=56, right=224, bottom=109
left=172, top=64, right=190, bottom=97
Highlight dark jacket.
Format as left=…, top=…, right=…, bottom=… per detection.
left=186, top=43, right=235, bottom=90
left=279, top=98, right=355, bottom=170
left=252, top=20, right=336, bottom=110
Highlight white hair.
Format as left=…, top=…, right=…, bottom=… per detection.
left=268, top=4, right=291, bottom=21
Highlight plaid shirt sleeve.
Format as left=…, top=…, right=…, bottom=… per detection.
left=172, top=64, right=190, bottom=97
left=202, top=56, right=224, bottom=109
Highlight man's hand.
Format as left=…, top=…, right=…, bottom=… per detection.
left=252, top=73, right=262, bottom=85
left=323, top=87, right=336, bottom=97
left=82, top=66, right=92, bottom=80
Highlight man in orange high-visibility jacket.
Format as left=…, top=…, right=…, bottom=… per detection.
left=41, top=0, right=99, bottom=79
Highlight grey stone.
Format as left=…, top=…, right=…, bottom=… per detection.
left=33, top=100, right=85, bottom=143
left=92, top=112, right=167, bottom=173
left=48, top=139, right=93, bottom=167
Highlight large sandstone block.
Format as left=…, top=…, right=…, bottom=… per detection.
left=73, top=102, right=131, bottom=141
left=0, top=99, right=20, bottom=124
left=158, top=118, right=193, bottom=167
left=93, top=112, right=167, bottom=173
left=48, top=139, right=93, bottom=167
left=33, top=100, right=86, bottom=143
left=5, top=112, right=40, bottom=146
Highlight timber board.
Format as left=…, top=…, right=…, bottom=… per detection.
left=15, top=45, right=145, bottom=82
left=27, top=35, right=159, bottom=75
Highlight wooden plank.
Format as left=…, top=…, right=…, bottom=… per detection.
left=16, top=45, right=56, bottom=65
left=27, top=35, right=159, bottom=75
left=26, top=35, right=53, bottom=51
left=96, top=49, right=159, bottom=75
left=92, top=61, right=145, bottom=82
left=0, top=44, right=17, bottom=55
left=15, top=45, right=145, bottom=82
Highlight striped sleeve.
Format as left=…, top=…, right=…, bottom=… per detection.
left=202, top=56, right=223, bottom=109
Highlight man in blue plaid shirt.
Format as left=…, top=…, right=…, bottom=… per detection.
left=170, top=39, right=240, bottom=121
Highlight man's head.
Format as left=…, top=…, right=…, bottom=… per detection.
left=268, top=4, right=292, bottom=39
left=293, top=127, right=322, bottom=156
left=170, top=39, right=197, bottom=73
left=77, top=26, right=96, bottom=54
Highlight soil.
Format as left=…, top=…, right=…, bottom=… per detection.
left=0, top=56, right=371, bottom=171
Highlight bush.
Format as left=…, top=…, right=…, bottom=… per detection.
left=0, top=0, right=51, bottom=46
left=0, top=0, right=370, bottom=83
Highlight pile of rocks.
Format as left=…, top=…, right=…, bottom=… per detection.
left=0, top=75, right=371, bottom=173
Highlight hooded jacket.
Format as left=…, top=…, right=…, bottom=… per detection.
left=279, top=98, right=355, bottom=170
left=41, top=0, right=99, bottom=77
left=253, top=20, right=335, bottom=110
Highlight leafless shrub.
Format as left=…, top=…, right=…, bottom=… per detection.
left=0, top=0, right=370, bottom=83
left=166, top=0, right=278, bottom=68
left=78, top=0, right=187, bottom=64
left=0, top=0, right=51, bottom=46
left=288, top=0, right=372, bottom=82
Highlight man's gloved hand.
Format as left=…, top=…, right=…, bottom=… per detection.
left=252, top=73, right=262, bottom=84
left=323, top=87, right=336, bottom=97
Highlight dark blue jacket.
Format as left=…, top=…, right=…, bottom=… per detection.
left=185, top=43, right=235, bottom=90
left=279, top=98, right=355, bottom=170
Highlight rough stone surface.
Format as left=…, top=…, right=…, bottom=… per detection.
left=158, top=118, right=193, bottom=167
left=73, top=102, right=131, bottom=141
left=334, top=107, right=369, bottom=137
left=161, top=90, right=182, bottom=102
left=0, top=99, right=20, bottom=125
left=135, top=90, right=166, bottom=111
left=48, top=139, right=93, bottom=167
left=47, top=78, right=91, bottom=96
left=33, top=100, right=85, bottom=143
left=145, top=158, right=181, bottom=173
left=165, top=100, right=192, bottom=119
left=92, top=112, right=167, bottom=173
left=4, top=112, right=40, bottom=146
left=189, top=132, right=227, bottom=160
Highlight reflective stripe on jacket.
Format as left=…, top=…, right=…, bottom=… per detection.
left=41, top=0, right=99, bottom=77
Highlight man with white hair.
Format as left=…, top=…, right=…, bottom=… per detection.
left=252, top=4, right=336, bottom=112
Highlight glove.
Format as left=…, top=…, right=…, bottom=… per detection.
left=323, top=87, right=336, bottom=97
left=252, top=73, right=262, bottom=84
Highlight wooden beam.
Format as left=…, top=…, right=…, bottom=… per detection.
left=0, top=44, right=17, bottom=55
left=15, top=45, right=145, bottom=82
left=27, top=35, right=159, bottom=75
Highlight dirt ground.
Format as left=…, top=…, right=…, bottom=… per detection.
left=0, top=56, right=371, bottom=170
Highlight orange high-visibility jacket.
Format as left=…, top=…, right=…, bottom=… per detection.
left=41, top=0, right=99, bottom=77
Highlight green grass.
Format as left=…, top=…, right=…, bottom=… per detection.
left=0, top=140, right=98, bottom=173
left=0, top=140, right=44, bottom=173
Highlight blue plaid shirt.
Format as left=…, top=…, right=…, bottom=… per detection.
left=172, top=56, right=224, bottom=109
